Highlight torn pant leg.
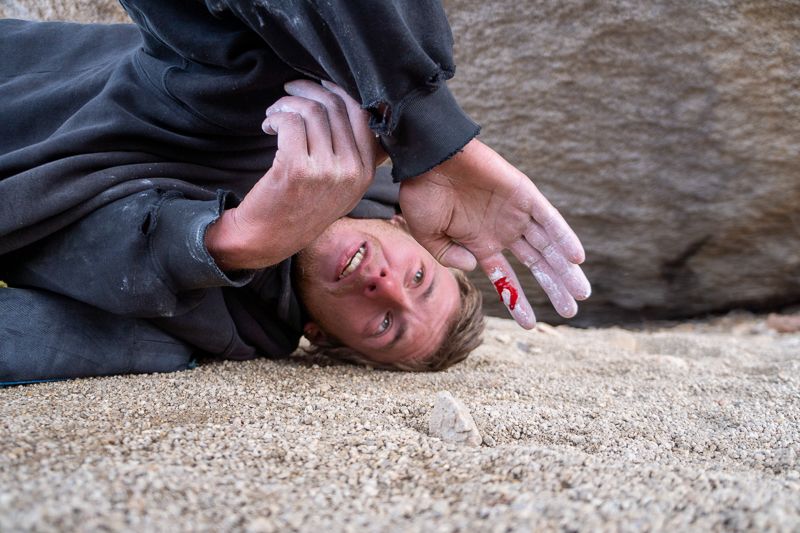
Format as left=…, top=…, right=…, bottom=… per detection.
left=0, top=287, right=195, bottom=386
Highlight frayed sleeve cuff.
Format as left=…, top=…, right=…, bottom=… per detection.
left=150, top=190, right=255, bottom=291
left=379, top=84, right=480, bottom=182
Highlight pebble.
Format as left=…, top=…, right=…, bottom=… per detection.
left=428, top=391, right=483, bottom=446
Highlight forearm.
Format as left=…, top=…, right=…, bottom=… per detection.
left=5, top=189, right=253, bottom=317
left=239, top=0, right=481, bottom=180
left=203, top=203, right=305, bottom=272
left=121, top=0, right=479, bottom=181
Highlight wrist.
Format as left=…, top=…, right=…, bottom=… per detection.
left=436, top=138, right=517, bottom=189
left=437, top=138, right=483, bottom=174
left=204, top=207, right=253, bottom=271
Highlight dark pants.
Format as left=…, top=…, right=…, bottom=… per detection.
left=0, top=288, right=194, bottom=386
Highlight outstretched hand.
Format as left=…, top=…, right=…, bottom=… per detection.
left=399, top=139, right=591, bottom=328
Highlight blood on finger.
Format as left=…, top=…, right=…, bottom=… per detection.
left=491, top=275, right=518, bottom=310
left=488, top=267, right=519, bottom=310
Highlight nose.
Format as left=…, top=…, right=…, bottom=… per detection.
left=363, top=267, right=409, bottom=307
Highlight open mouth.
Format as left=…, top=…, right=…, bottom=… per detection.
left=339, top=243, right=367, bottom=280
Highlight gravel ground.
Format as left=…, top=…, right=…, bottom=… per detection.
left=2, top=315, right=799, bottom=532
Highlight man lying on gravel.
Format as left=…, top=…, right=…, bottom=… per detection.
left=0, top=1, right=591, bottom=384
left=1, top=80, right=488, bottom=383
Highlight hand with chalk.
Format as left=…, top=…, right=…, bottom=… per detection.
left=399, top=139, right=591, bottom=328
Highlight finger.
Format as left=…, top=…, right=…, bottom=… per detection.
left=261, top=111, right=308, bottom=160
left=515, top=233, right=591, bottom=300
left=480, top=254, right=536, bottom=329
left=417, top=233, right=477, bottom=271
left=522, top=221, right=550, bottom=250
left=528, top=197, right=586, bottom=264
left=284, top=80, right=360, bottom=160
left=439, top=242, right=478, bottom=271
left=533, top=261, right=578, bottom=318
left=266, top=95, right=332, bottom=156
left=320, top=80, right=377, bottom=168
left=509, top=242, right=578, bottom=318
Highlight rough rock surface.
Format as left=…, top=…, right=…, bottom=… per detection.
left=2, top=315, right=799, bottom=531
left=0, top=0, right=127, bottom=22
left=443, top=0, right=800, bottom=324
left=2, top=0, right=799, bottom=324
left=428, top=391, right=483, bottom=446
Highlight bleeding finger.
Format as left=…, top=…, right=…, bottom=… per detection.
left=480, top=254, right=536, bottom=329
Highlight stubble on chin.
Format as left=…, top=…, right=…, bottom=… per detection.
left=292, top=245, right=318, bottom=302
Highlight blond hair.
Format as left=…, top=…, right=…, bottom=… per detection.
left=304, top=269, right=484, bottom=371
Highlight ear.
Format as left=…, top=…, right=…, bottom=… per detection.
left=303, top=322, right=329, bottom=345
left=389, top=214, right=409, bottom=231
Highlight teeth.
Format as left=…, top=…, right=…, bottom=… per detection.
left=339, top=245, right=366, bottom=279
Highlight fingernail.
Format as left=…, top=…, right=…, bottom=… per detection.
left=261, top=118, right=275, bottom=135
left=512, top=304, right=536, bottom=329
left=266, top=105, right=294, bottom=117
left=320, top=80, right=334, bottom=90
left=562, top=300, right=578, bottom=318
left=576, top=285, right=591, bottom=300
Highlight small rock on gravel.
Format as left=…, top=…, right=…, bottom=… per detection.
left=429, top=391, right=482, bottom=446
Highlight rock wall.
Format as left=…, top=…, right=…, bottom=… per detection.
left=443, top=0, right=800, bottom=324
left=0, top=0, right=127, bottom=22
left=3, top=0, right=799, bottom=324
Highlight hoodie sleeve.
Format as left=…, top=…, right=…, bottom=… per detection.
left=4, top=189, right=254, bottom=318
left=120, top=0, right=480, bottom=181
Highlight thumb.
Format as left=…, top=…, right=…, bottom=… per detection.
left=417, top=234, right=478, bottom=271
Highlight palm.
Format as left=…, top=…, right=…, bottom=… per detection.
left=402, top=170, right=524, bottom=257
left=400, top=139, right=591, bottom=328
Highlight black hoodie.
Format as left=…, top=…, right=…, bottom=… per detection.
left=0, top=0, right=479, bottom=380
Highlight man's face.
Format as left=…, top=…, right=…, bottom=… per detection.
left=295, top=217, right=460, bottom=366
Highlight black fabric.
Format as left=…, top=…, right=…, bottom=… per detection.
left=123, top=0, right=480, bottom=175
left=0, top=288, right=194, bottom=384
left=1, top=1, right=478, bottom=255
left=0, top=19, right=264, bottom=256
left=0, top=0, right=473, bottom=382
left=3, top=189, right=254, bottom=318
left=0, top=171, right=398, bottom=383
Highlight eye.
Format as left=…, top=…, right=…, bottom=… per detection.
left=376, top=312, right=392, bottom=335
left=412, top=267, right=425, bottom=286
